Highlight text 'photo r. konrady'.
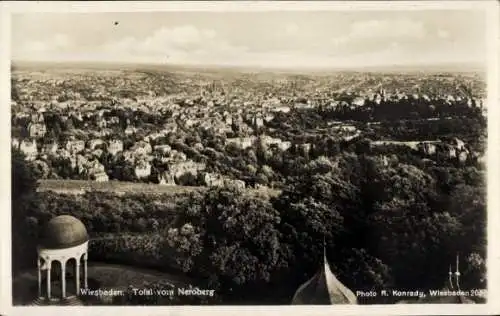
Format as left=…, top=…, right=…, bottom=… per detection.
left=8, top=2, right=491, bottom=309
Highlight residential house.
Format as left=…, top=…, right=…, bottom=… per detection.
left=203, top=172, right=225, bottom=187
left=169, top=161, right=206, bottom=180
left=135, top=161, right=152, bottom=179
left=299, top=143, right=312, bottom=154
left=382, top=155, right=389, bottom=167
left=253, top=116, right=264, bottom=128
left=213, top=122, right=232, bottom=134
left=351, top=97, right=366, bottom=107
left=340, top=125, right=357, bottom=133
left=169, top=150, right=187, bottom=162
left=75, top=155, right=93, bottom=175
left=199, top=120, right=213, bottom=132
left=163, top=122, right=178, bottom=133
left=28, top=122, right=47, bottom=138
left=20, top=139, right=38, bottom=161
left=226, top=136, right=257, bottom=150
left=264, top=114, right=275, bottom=122
left=145, top=132, right=164, bottom=143
left=183, top=119, right=196, bottom=128
left=90, top=171, right=109, bottom=182
left=277, top=141, right=292, bottom=151
left=458, top=151, right=468, bottom=163
left=272, top=106, right=291, bottom=113
left=43, top=141, right=59, bottom=154
left=68, top=156, right=77, bottom=170
left=467, top=98, right=474, bottom=108
left=56, top=148, right=71, bottom=160
left=30, top=112, right=45, bottom=123
left=450, top=138, right=466, bottom=151
left=131, top=141, right=152, bottom=156
left=224, top=179, right=246, bottom=190
left=12, top=137, right=20, bottom=149
left=477, top=154, right=486, bottom=165
left=193, top=142, right=204, bottom=152
left=66, top=139, right=86, bottom=154
left=294, top=103, right=314, bottom=110
left=261, top=135, right=282, bottom=147
left=92, top=149, right=104, bottom=159
left=89, top=139, right=105, bottom=150
left=90, top=159, right=106, bottom=172
left=107, top=116, right=120, bottom=125
left=158, top=171, right=176, bottom=185
left=255, top=184, right=271, bottom=191
left=97, top=118, right=107, bottom=129
left=447, top=146, right=457, bottom=159
left=224, top=114, right=233, bottom=125
left=108, top=140, right=124, bottom=155
left=154, top=144, right=172, bottom=155
left=419, top=142, right=437, bottom=156
left=125, top=125, right=136, bottom=136
left=96, top=128, right=112, bottom=137
left=123, top=150, right=135, bottom=163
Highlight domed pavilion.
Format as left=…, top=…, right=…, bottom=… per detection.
left=291, top=248, right=357, bottom=305
left=35, top=215, right=89, bottom=304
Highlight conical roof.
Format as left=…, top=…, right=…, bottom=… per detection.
left=291, top=250, right=357, bottom=305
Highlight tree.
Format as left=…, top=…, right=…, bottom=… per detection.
left=12, top=147, right=39, bottom=274
left=366, top=163, right=466, bottom=290
left=446, top=183, right=486, bottom=289
left=165, top=186, right=287, bottom=302
left=272, top=154, right=370, bottom=297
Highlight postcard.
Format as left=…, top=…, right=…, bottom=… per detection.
left=1, top=1, right=499, bottom=316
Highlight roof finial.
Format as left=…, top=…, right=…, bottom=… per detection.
left=448, top=264, right=454, bottom=290
left=323, top=234, right=327, bottom=265
left=455, top=253, right=461, bottom=291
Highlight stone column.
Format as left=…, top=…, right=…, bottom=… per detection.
left=83, top=253, right=88, bottom=289
left=46, top=260, right=52, bottom=300
left=75, top=260, right=81, bottom=295
left=37, top=259, right=41, bottom=298
left=61, top=260, right=66, bottom=299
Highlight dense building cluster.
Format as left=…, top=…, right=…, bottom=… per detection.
left=11, top=68, right=486, bottom=189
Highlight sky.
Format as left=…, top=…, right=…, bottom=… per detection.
left=11, top=10, right=487, bottom=69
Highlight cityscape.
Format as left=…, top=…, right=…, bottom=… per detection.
left=9, top=8, right=488, bottom=307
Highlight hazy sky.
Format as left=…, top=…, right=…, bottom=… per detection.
left=11, top=10, right=487, bottom=69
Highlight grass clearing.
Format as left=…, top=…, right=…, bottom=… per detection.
left=37, top=179, right=282, bottom=197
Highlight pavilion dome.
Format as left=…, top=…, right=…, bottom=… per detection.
left=39, top=215, right=88, bottom=249
left=291, top=252, right=357, bottom=305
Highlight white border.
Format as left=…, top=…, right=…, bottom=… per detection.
left=1, top=1, right=499, bottom=316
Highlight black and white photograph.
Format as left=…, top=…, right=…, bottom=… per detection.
left=2, top=1, right=499, bottom=314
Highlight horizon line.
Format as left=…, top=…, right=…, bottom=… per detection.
left=10, top=59, right=486, bottom=74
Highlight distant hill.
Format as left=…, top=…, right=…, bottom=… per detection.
left=11, top=60, right=485, bottom=76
